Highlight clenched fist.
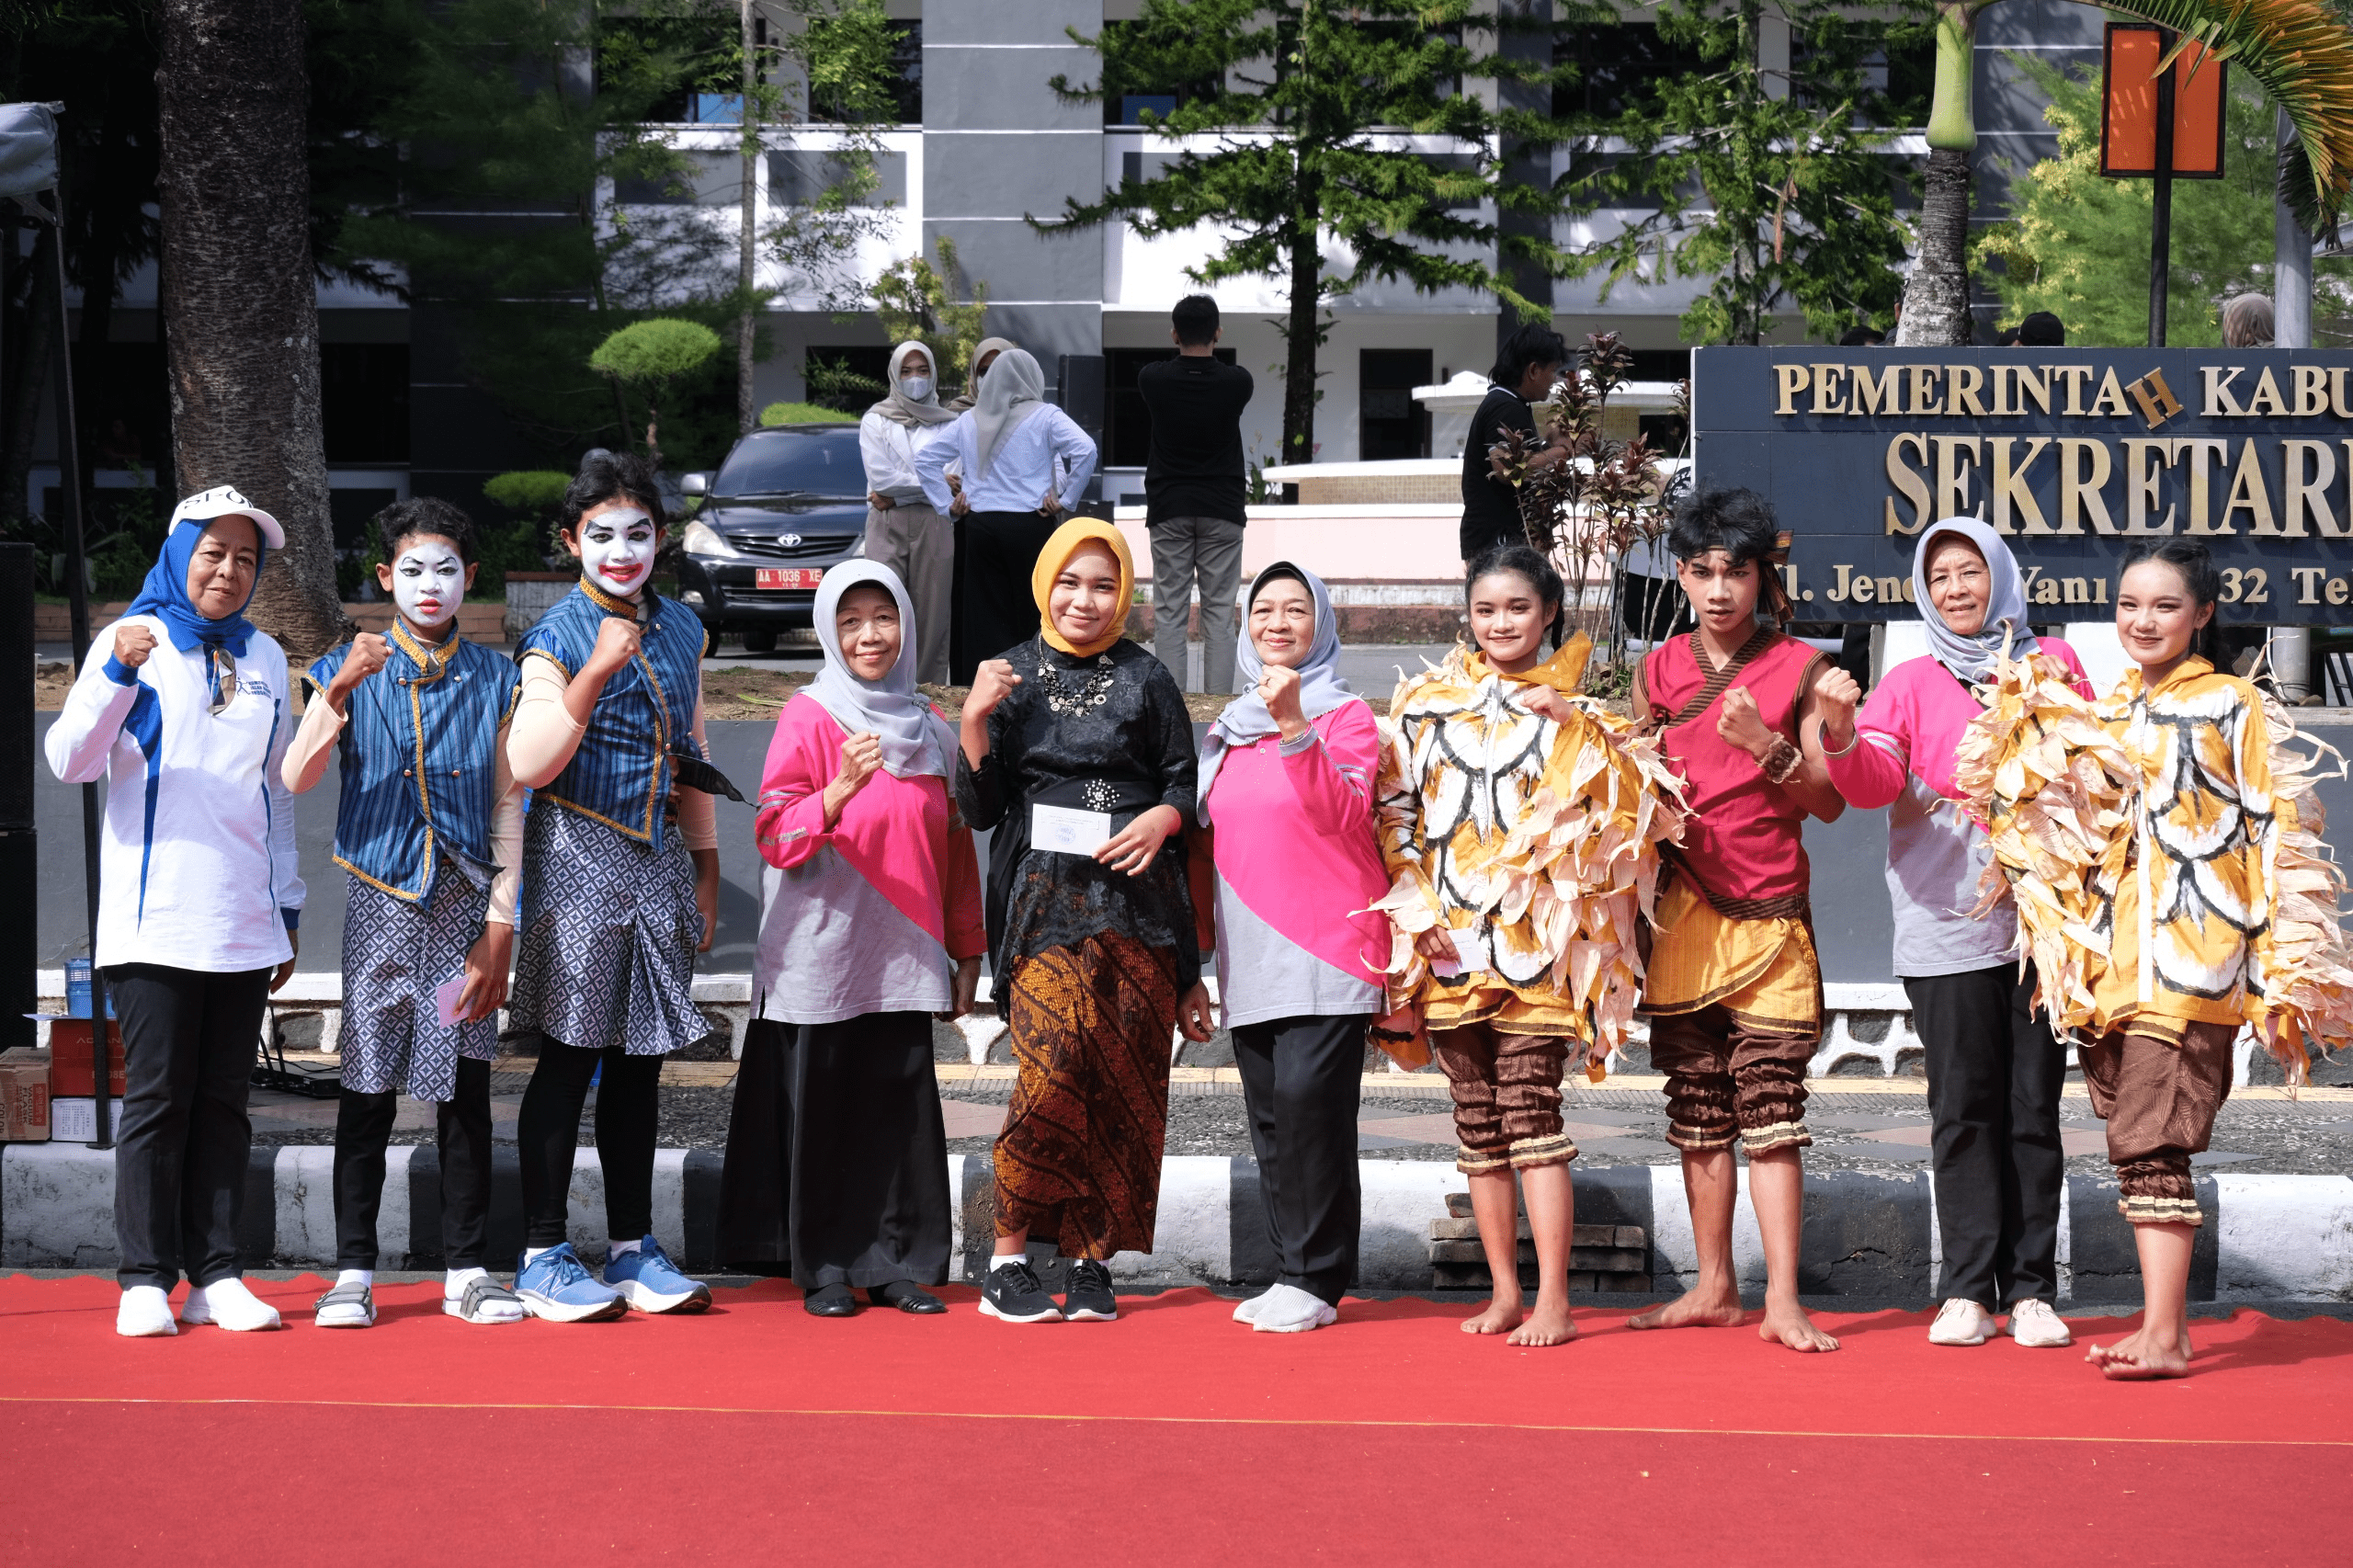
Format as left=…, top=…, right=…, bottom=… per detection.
left=1258, top=664, right=1306, bottom=738
left=823, top=731, right=886, bottom=827
left=965, top=658, right=1023, bottom=722
left=1715, top=685, right=1775, bottom=757
left=324, top=632, right=390, bottom=714
left=585, top=614, right=643, bottom=678
left=111, top=623, right=156, bottom=670
left=1813, top=666, right=1863, bottom=752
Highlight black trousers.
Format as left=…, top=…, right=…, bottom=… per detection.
left=1906, top=964, right=2067, bottom=1308
left=516, top=1041, right=664, bottom=1248
left=1232, top=1013, right=1368, bottom=1305
left=333, top=1056, right=494, bottom=1270
left=105, top=963, right=271, bottom=1290
left=952, top=509, right=1061, bottom=683
left=715, top=1015, right=951, bottom=1288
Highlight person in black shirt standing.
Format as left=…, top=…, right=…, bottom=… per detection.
left=1138, top=294, right=1255, bottom=693
left=1460, top=324, right=1571, bottom=564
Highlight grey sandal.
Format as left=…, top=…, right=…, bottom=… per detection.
left=313, top=1280, right=376, bottom=1328
left=445, top=1275, right=527, bottom=1324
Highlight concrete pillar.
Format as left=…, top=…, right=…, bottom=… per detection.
left=2272, top=108, right=2315, bottom=704
left=921, top=0, right=1105, bottom=399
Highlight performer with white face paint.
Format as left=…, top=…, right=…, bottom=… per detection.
left=502, top=449, right=725, bottom=1322
left=284, top=498, right=528, bottom=1328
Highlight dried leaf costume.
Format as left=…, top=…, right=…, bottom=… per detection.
left=1371, top=634, right=1685, bottom=1172
left=1960, top=651, right=2353, bottom=1224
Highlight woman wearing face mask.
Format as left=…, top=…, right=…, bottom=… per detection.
left=1817, top=519, right=2088, bottom=1352
left=1964, top=539, right=2353, bottom=1378
left=955, top=519, right=1216, bottom=1325
left=282, top=497, right=528, bottom=1329
left=45, top=486, right=304, bottom=1337
left=503, top=449, right=724, bottom=1322
left=1196, top=563, right=1391, bottom=1334
left=1373, top=544, right=1682, bottom=1349
left=915, top=347, right=1098, bottom=685
left=860, top=342, right=960, bottom=684
left=717, top=560, right=984, bottom=1316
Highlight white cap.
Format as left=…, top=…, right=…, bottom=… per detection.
left=170, top=484, right=285, bottom=550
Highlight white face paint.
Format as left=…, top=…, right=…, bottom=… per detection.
left=392, top=540, right=466, bottom=630
left=578, top=506, right=658, bottom=598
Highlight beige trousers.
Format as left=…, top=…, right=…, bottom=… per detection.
left=859, top=501, right=953, bottom=685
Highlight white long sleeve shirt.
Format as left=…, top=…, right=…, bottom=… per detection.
left=45, top=615, right=305, bottom=972
left=915, top=405, right=1098, bottom=516
left=859, top=409, right=954, bottom=506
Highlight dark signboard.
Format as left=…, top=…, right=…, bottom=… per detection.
left=1689, top=346, right=2353, bottom=623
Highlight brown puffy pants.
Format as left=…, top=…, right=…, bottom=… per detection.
left=2079, top=1020, right=2235, bottom=1227
left=1648, top=1005, right=1814, bottom=1156
left=1431, top=1023, right=1576, bottom=1175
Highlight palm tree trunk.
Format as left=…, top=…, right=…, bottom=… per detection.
left=1896, top=2, right=1984, bottom=347
left=156, top=0, right=347, bottom=658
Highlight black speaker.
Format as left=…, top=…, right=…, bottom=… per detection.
left=0, top=543, right=34, bottom=1050
left=1055, top=354, right=1108, bottom=447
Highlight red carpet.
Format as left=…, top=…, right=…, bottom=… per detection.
left=4, top=1277, right=2349, bottom=1563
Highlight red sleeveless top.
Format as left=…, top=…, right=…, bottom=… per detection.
left=1643, top=629, right=1824, bottom=913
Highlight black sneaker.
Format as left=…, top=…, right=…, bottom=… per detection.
left=1063, top=1258, right=1118, bottom=1322
left=979, top=1259, right=1063, bottom=1324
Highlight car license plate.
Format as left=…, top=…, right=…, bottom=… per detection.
left=755, top=567, right=822, bottom=589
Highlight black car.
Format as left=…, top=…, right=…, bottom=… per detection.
left=673, top=423, right=868, bottom=652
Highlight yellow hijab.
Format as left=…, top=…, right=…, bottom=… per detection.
left=1031, top=517, right=1135, bottom=659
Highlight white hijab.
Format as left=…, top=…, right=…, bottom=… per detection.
left=869, top=340, right=958, bottom=429
left=803, top=560, right=955, bottom=778
left=971, top=347, right=1050, bottom=483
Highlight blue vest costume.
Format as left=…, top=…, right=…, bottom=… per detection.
left=514, top=578, right=708, bottom=851
left=305, top=622, right=518, bottom=903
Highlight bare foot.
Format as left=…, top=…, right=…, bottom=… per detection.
left=1506, top=1299, right=1577, bottom=1348
left=1758, top=1298, right=1839, bottom=1352
left=1461, top=1295, right=1523, bottom=1335
left=2086, top=1324, right=2191, bottom=1380
left=1629, top=1284, right=1745, bottom=1332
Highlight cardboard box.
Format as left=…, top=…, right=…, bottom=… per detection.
left=50, top=1096, right=123, bottom=1142
left=0, top=1047, right=48, bottom=1141
left=46, top=1018, right=125, bottom=1097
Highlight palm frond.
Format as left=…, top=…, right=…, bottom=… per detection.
left=2103, top=0, right=2353, bottom=233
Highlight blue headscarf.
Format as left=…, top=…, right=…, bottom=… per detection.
left=125, top=515, right=267, bottom=655
left=1913, top=517, right=2037, bottom=683
left=1197, top=561, right=1358, bottom=822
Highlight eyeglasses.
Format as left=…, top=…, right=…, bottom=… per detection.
left=207, top=648, right=236, bottom=716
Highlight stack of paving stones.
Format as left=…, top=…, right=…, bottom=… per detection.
left=1428, top=1192, right=1650, bottom=1292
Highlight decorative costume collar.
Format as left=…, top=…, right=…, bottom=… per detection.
left=581, top=574, right=645, bottom=619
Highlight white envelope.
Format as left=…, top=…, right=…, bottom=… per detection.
left=434, top=971, right=471, bottom=1028
left=1032, top=802, right=1115, bottom=856
left=1440, top=928, right=1490, bottom=976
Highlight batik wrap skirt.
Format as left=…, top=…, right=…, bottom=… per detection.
left=339, top=872, right=498, bottom=1102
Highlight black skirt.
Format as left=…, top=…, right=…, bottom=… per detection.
left=952, top=509, right=1063, bottom=682
left=715, top=1014, right=952, bottom=1289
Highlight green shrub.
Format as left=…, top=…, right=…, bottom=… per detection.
left=482, top=471, right=572, bottom=517
left=587, top=319, right=724, bottom=386
left=759, top=401, right=858, bottom=426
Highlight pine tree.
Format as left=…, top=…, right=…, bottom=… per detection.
left=1564, top=0, right=1931, bottom=347
left=1040, top=0, right=1586, bottom=467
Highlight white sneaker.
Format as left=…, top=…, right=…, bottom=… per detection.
left=180, top=1278, right=282, bottom=1332
left=116, top=1286, right=177, bottom=1337
left=1232, top=1284, right=1279, bottom=1324
left=1252, top=1283, right=1338, bottom=1335
left=1927, top=1297, right=1995, bottom=1346
left=2006, top=1298, right=2074, bottom=1348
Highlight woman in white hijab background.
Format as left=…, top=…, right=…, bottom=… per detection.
left=1815, top=517, right=2093, bottom=1351
left=914, top=347, right=1098, bottom=683
left=860, top=341, right=960, bottom=684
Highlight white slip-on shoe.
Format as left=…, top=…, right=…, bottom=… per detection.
left=1927, top=1297, right=1995, bottom=1346
left=1253, top=1283, right=1339, bottom=1334
left=1233, top=1285, right=1279, bottom=1324
left=116, top=1286, right=177, bottom=1338
left=180, top=1278, right=282, bottom=1332
left=2006, top=1298, right=2074, bottom=1348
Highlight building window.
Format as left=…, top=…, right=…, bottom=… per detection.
left=768, top=149, right=908, bottom=207
left=1359, top=349, right=1432, bottom=461
left=1104, top=347, right=1237, bottom=468
left=322, top=343, right=411, bottom=465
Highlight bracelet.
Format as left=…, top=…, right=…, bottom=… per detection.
left=1757, top=736, right=1802, bottom=784
left=1822, top=724, right=1863, bottom=759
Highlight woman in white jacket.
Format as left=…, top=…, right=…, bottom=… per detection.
left=45, top=486, right=304, bottom=1338
left=859, top=341, right=960, bottom=684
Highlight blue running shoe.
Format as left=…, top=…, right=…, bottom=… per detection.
left=603, top=1236, right=712, bottom=1313
left=515, top=1244, right=627, bottom=1324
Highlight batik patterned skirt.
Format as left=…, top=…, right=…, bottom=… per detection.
left=507, top=802, right=711, bottom=1057
left=340, top=872, right=497, bottom=1101
left=994, top=927, right=1181, bottom=1259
